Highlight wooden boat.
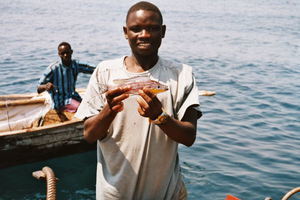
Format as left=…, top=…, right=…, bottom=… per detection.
left=0, top=89, right=96, bottom=169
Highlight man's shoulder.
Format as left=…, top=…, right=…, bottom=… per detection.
left=72, top=59, right=84, bottom=66
left=47, top=61, right=61, bottom=70
left=71, top=59, right=82, bottom=68
left=159, top=57, right=193, bottom=74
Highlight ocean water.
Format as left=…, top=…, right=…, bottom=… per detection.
left=1, top=0, right=300, bottom=199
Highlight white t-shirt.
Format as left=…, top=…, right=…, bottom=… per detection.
left=75, top=56, right=201, bottom=200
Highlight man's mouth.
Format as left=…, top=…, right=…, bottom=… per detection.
left=137, top=42, right=151, bottom=48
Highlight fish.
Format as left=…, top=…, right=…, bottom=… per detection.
left=98, top=75, right=169, bottom=95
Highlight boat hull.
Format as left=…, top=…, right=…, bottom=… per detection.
left=0, top=120, right=96, bottom=168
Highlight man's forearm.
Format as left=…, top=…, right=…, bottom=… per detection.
left=156, top=107, right=198, bottom=147
left=37, top=85, right=46, bottom=93
left=79, top=64, right=95, bottom=74
left=158, top=116, right=197, bottom=147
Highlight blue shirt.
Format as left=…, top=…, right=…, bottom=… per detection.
left=38, top=59, right=94, bottom=110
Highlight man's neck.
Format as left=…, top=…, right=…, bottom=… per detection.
left=62, top=60, right=72, bottom=67
left=124, top=55, right=158, bottom=73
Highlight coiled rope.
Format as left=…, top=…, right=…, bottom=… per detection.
left=264, top=187, right=300, bottom=200
left=282, top=187, right=300, bottom=200
left=32, top=166, right=57, bottom=200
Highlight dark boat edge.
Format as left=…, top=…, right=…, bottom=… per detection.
left=0, top=119, right=96, bottom=169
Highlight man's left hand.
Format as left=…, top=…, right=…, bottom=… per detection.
left=136, top=88, right=163, bottom=120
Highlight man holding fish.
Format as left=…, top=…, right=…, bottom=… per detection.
left=75, top=1, right=201, bottom=199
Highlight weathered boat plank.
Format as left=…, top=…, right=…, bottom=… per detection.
left=0, top=98, right=45, bottom=108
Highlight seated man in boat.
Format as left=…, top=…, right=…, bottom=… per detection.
left=37, top=42, right=95, bottom=124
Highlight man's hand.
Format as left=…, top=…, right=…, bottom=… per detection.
left=105, top=87, right=131, bottom=113
left=83, top=86, right=131, bottom=143
left=136, top=88, right=163, bottom=120
left=137, top=87, right=198, bottom=147
left=44, top=82, right=54, bottom=91
left=37, top=82, right=54, bottom=93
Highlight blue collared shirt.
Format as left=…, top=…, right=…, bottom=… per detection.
left=38, top=59, right=95, bottom=110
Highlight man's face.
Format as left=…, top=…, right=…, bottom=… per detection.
left=123, top=10, right=166, bottom=57
left=58, top=45, right=73, bottom=66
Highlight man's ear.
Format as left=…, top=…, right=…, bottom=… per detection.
left=71, top=49, right=73, bottom=55
left=161, top=25, right=166, bottom=38
left=123, top=26, right=128, bottom=39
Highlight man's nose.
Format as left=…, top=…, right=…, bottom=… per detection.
left=139, top=29, right=151, bottom=37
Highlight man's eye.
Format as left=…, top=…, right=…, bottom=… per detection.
left=60, top=51, right=71, bottom=55
left=149, top=26, right=161, bottom=32
left=130, top=27, right=142, bottom=33
left=129, top=26, right=161, bottom=33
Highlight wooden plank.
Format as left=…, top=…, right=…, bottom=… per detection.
left=0, top=93, right=37, bottom=101
left=0, top=98, right=45, bottom=108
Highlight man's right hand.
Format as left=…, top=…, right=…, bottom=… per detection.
left=44, top=82, right=54, bottom=91
left=37, top=82, right=54, bottom=93
left=105, top=86, right=131, bottom=113
left=83, top=86, right=131, bottom=143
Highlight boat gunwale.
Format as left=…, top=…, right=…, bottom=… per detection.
left=0, top=98, right=46, bottom=108
left=0, top=93, right=37, bottom=100
left=0, top=118, right=83, bottom=137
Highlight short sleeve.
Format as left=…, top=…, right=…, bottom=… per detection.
left=75, top=63, right=105, bottom=120
left=176, top=64, right=201, bottom=120
left=38, top=64, right=54, bottom=85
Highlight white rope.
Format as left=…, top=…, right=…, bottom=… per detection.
left=282, top=187, right=300, bottom=200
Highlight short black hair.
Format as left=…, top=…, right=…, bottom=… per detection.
left=58, top=42, right=72, bottom=50
left=126, top=1, right=163, bottom=24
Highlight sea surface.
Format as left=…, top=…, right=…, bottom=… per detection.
left=0, top=0, right=299, bottom=199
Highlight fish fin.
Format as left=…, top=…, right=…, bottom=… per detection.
left=113, top=79, right=127, bottom=84
left=113, top=75, right=151, bottom=84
